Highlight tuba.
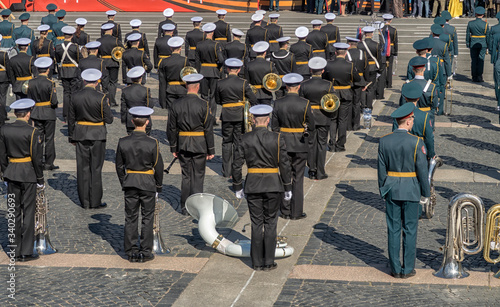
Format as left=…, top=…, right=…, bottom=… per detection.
left=152, top=194, right=170, bottom=254
left=262, top=73, right=282, bottom=92
left=320, top=94, right=340, bottom=113
left=111, top=46, right=125, bottom=61
left=179, top=66, right=198, bottom=79
left=21, top=80, right=29, bottom=95
left=424, top=156, right=443, bottom=219
left=434, top=193, right=484, bottom=279
left=33, top=186, right=57, bottom=255
left=483, top=204, right=500, bottom=278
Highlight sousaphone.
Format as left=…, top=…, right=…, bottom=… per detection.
left=320, top=94, right=340, bottom=112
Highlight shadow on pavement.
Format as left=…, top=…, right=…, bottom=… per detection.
left=47, top=172, right=80, bottom=207
left=88, top=213, right=125, bottom=257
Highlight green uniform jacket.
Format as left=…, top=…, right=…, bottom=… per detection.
left=430, top=36, right=451, bottom=77
left=488, top=24, right=500, bottom=63
left=406, top=55, right=440, bottom=86
left=378, top=129, right=430, bottom=201
left=466, top=18, right=489, bottom=54
left=51, top=21, right=68, bottom=46
left=41, top=14, right=57, bottom=28
left=13, top=25, right=34, bottom=56
left=444, top=23, right=458, bottom=56
left=0, top=20, right=15, bottom=48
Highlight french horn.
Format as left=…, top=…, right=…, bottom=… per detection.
left=179, top=66, right=198, bottom=79
left=153, top=193, right=170, bottom=254
left=21, top=80, right=29, bottom=95
left=262, top=73, right=282, bottom=92
left=320, top=94, right=340, bottom=113
left=111, top=46, right=125, bottom=61
left=33, top=185, right=57, bottom=255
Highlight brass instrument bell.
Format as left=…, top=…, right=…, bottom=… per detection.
left=179, top=66, right=198, bottom=79
left=320, top=94, right=340, bottom=112
left=111, top=46, right=125, bottom=61
left=21, top=80, right=29, bottom=95
left=262, top=73, right=282, bottom=92
left=243, top=101, right=253, bottom=133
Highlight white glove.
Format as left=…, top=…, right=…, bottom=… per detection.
left=37, top=184, right=45, bottom=189
left=156, top=192, right=158, bottom=198
left=284, top=191, right=292, bottom=201
left=454, top=55, right=458, bottom=58
left=394, top=56, right=398, bottom=63
left=447, top=76, right=453, bottom=81
left=376, top=73, right=381, bottom=79
left=420, top=197, right=429, bottom=206
left=235, top=189, right=245, bottom=199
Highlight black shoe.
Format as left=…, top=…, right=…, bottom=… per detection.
left=316, top=174, right=329, bottom=180
left=309, top=171, right=317, bottom=180
left=128, top=253, right=138, bottom=262
left=181, top=208, right=189, bottom=216
left=264, top=262, right=278, bottom=271
left=43, top=164, right=59, bottom=171
left=391, top=272, right=402, bottom=278
left=327, top=145, right=335, bottom=152
left=401, top=270, right=416, bottom=279
left=291, top=213, right=307, bottom=220
left=335, top=147, right=346, bottom=152
left=138, top=253, right=155, bottom=263
left=253, top=265, right=264, bottom=271
left=280, top=214, right=291, bottom=220
left=17, top=254, right=39, bottom=262
left=90, top=203, right=107, bottom=209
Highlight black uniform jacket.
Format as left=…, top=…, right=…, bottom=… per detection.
left=167, top=93, right=215, bottom=155
left=225, top=40, right=247, bottom=61
left=272, top=92, right=314, bottom=153
left=232, top=126, right=292, bottom=193
left=271, top=49, right=295, bottom=77
left=68, top=86, right=113, bottom=142
left=195, top=38, right=224, bottom=78
left=124, top=30, right=150, bottom=56
left=72, top=31, right=90, bottom=46
left=290, top=40, right=312, bottom=76
left=153, top=35, right=171, bottom=68
left=0, top=51, right=13, bottom=83
left=358, top=38, right=384, bottom=74
left=306, top=29, right=330, bottom=58
left=184, top=28, right=204, bottom=62
left=116, top=131, right=163, bottom=193
left=97, top=35, right=125, bottom=69
left=299, top=76, right=336, bottom=126
left=0, top=119, right=44, bottom=184
left=121, top=47, right=153, bottom=84
left=380, top=25, right=398, bottom=57
left=265, top=23, right=283, bottom=53
left=245, top=56, right=277, bottom=100
left=323, top=57, right=361, bottom=101
left=79, top=54, right=109, bottom=89
left=121, top=83, right=152, bottom=131
left=215, top=73, right=257, bottom=122
left=245, top=26, right=268, bottom=58
left=158, top=19, right=178, bottom=37
left=55, top=41, right=82, bottom=78
left=214, top=20, right=232, bottom=43
left=101, top=21, right=122, bottom=41
left=10, top=52, right=35, bottom=94
left=346, top=47, right=368, bottom=87
left=31, top=38, right=55, bottom=62
left=28, top=75, right=58, bottom=121
left=158, top=53, right=189, bottom=104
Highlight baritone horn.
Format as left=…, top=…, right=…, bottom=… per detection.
left=262, top=73, right=282, bottom=92
left=483, top=204, right=500, bottom=278
left=179, top=66, right=198, bottom=79
left=243, top=101, right=253, bottom=133
left=320, top=94, right=340, bottom=112
left=424, top=156, right=443, bottom=219
left=111, top=46, right=125, bottom=61
left=33, top=186, right=57, bottom=255
left=153, top=193, right=170, bottom=254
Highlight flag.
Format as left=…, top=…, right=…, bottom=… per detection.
left=356, top=27, right=362, bottom=40
left=384, top=28, right=391, bottom=57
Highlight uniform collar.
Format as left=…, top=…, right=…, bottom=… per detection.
left=133, top=129, right=146, bottom=133
left=414, top=75, right=424, bottom=80
left=16, top=119, right=29, bottom=123
left=396, top=128, right=408, bottom=132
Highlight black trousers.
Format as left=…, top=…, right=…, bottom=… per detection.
left=350, top=86, right=363, bottom=130
left=329, top=99, right=350, bottom=150
left=166, top=93, right=183, bottom=110
left=365, top=73, right=376, bottom=109
left=62, top=77, right=80, bottom=119
left=123, top=188, right=155, bottom=257
left=281, top=152, right=307, bottom=218
left=107, top=67, right=119, bottom=106
left=8, top=181, right=36, bottom=257
left=470, top=46, right=485, bottom=79
left=178, top=151, right=206, bottom=209
left=76, top=140, right=105, bottom=208
left=34, top=119, right=56, bottom=166
left=200, top=77, right=218, bottom=118
left=308, top=125, right=329, bottom=179
left=386, top=56, right=394, bottom=88
left=221, top=121, right=243, bottom=178
left=0, top=82, right=9, bottom=126
left=247, top=192, right=280, bottom=267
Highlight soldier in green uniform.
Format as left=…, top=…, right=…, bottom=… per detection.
left=430, top=24, right=450, bottom=115
left=41, top=3, right=58, bottom=29
left=51, top=10, right=67, bottom=47
left=0, top=9, right=15, bottom=49
left=441, top=11, right=458, bottom=75
left=466, top=6, right=489, bottom=82
left=378, top=97, right=430, bottom=279
left=13, top=13, right=34, bottom=56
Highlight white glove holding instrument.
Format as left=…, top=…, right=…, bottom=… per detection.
left=235, top=189, right=245, bottom=199
left=284, top=191, right=292, bottom=201
left=37, top=184, right=45, bottom=189
left=376, top=73, right=381, bottom=80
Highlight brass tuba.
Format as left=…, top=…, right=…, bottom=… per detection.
left=320, top=94, right=340, bottom=113
left=179, top=66, right=198, bottom=79
left=33, top=186, right=57, bottom=255
left=21, top=80, right=29, bottom=95
left=262, top=73, right=282, bottom=92
left=424, top=156, right=443, bottom=219
left=483, top=204, right=500, bottom=278
left=434, top=193, right=485, bottom=279
left=111, top=46, right=125, bottom=61
left=243, top=101, right=253, bottom=133
left=153, top=194, right=170, bottom=254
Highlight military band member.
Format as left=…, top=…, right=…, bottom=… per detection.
left=98, top=23, right=125, bottom=106
left=101, top=10, right=122, bottom=42
left=379, top=14, right=398, bottom=92
left=233, top=104, right=292, bottom=271
left=10, top=38, right=35, bottom=99
left=430, top=24, right=450, bottom=115
left=270, top=36, right=294, bottom=98
left=224, top=28, right=247, bottom=78
left=0, top=99, right=44, bottom=262
left=300, top=57, right=335, bottom=180
left=52, top=10, right=68, bottom=47
left=346, top=36, right=367, bottom=131
left=406, top=38, right=440, bottom=84
left=154, top=23, right=175, bottom=69
left=306, top=20, right=329, bottom=60
left=41, top=3, right=58, bottom=29
left=72, top=18, right=90, bottom=46
left=122, top=33, right=153, bottom=85
left=79, top=41, right=109, bottom=92
left=290, top=26, right=312, bottom=78
left=68, top=69, right=113, bottom=209
left=250, top=10, right=269, bottom=28
left=166, top=73, right=215, bottom=216
left=158, top=8, right=177, bottom=38
left=321, top=13, right=340, bottom=59
left=214, top=10, right=231, bottom=46
left=245, top=41, right=277, bottom=105
left=158, top=37, right=189, bottom=110
left=246, top=14, right=268, bottom=60
left=116, top=106, right=163, bottom=263
left=272, top=73, right=313, bottom=220
left=0, top=37, right=12, bottom=126
left=467, top=7, right=489, bottom=83
left=265, top=14, right=283, bottom=53
left=215, top=58, right=257, bottom=177
left=14, top=13, right=34, bottom=56
left=378, top=100, right=430, bottom=279
left=125, top=19, right=150, bottom=57
left=28, top=57, right=58, bottom=171
left=32, top=25, right=55, bottom=79
left=358, top=26, right=383, bottom=111
left=185, top=17, right=204, bottom=67
left=196, top=23, right=224, bottom=118
left=121, top=67, right=152, bottom=135
left=434, top=17, right=453, bottom=67
left=0, top=9, right=15, bottom=49
left=324, top=43, right=361, bottom=152
left=55, top=26, right=82, bottom=120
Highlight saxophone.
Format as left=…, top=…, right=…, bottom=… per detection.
left=33, top=186, right=57, bottom=255
left=152, top=194, right=170, bottom=254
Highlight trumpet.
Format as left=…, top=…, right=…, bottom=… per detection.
left=179, top=66, right=198, bottom=79
left=424, top=156, right=443, bottom=219
left=111, top=46, right=125, bottom=62
left=33, top=185, right=57, bottom=255
left=152, top=193, right=170, bottom=254
left=320, top=94, right=340, bottom=113
left=262, top=73, right=282, bottom=92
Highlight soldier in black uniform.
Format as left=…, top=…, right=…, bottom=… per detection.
left=224, top=28, right=248, bottom=79
left=324, top=43, right=361, bottom=152
left=300, top=57, right=335, bottom=180
left=101, top=10, right=122, bottom=42
left=154, top=23, right=174, bottom=70
left=196, top=23, right=225, bottom=119
left=245, top=41, right=278, bottom=105
left=68, top=69, right=113, bottom=209
left=232, top=104, right=292, bottom=271
left=346, top=36, right=367, bottom=131
left=272, top=73, right=314, bottom=220
left=379, top=14, right=398, bottom=90
left=358, top=26, right=383, bottom=111
left=270, top=36, right=295, bottom=98
left=116, top=106, right=163, bottom=263
left=158, top=8, right=177, bottom=37
left=0, top=39, right=12, bottom=126
left=121, top=33, right=153, bottom=85
left=10, top=38, right=35, bottom=99
left=33, top=25, right=56, bottom=79
left=158, top=37, right=190, bottom=110
left=214, top=10, right=231, bottom=46
left=307, top=20, right=330, bottom=59
left=290, top=27, right=313, bottom=79
left=121, top=67, right=152, bottom=135
left=265, top=14, right=283, bottom=53
left=79, top=41, right=109, bottom=93
left=250, top=10, right=269, bottom=28
left=246, top=14, right=268, bottom=60
left=28, top=57, right=58, bottom=171
left=125, top=19, right=150, bottom=58
left=215, top=58, right=257, bottom=177
left=55, top=26, right=82, bottom=120
left=321, top=13, right=341, bottom=59
left=0, top=99, right=44, bottom=262
left=98, top=23, right=125, bottom=106
left=166, top=73, right=215, bottom=215
left=185, top=17, right=204, bottom=67
left=72, top=18, right=90, bottom=47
